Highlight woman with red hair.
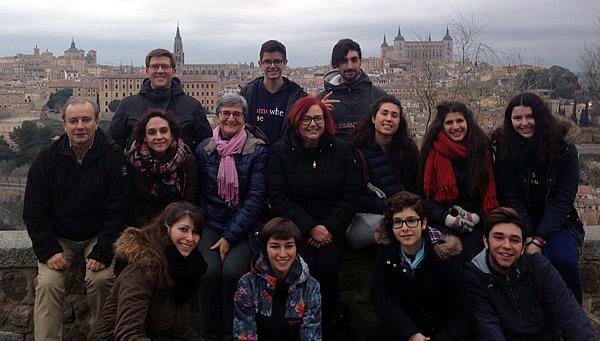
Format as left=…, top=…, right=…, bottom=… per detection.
left=267, top=96, right=359, bottom=338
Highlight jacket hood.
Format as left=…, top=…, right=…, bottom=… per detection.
left=252, top=253, right=311, bottom=288
left=470, top=249, right=491, bottom=274
left=323, top=69, right=372, bottom=90
left=432, top=233, right=463, bottom=259
left=115, top=227, right=164, bottom=282
left=139, top=77, right=184, bottom=96
left=469, top=248, right=528, bottom=281
left=203, top=124, right=267, bottom=155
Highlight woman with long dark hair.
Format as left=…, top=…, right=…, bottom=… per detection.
left=348, top=96, right=420, bottom=213
left=126, top=109, right=197, bottom=227
left=89, top=202, right=207, bottom=340
left=234, top=217, right=322, bottom=341
left=420, top=101, right=498, bottom=260
left=494, top=92, right=583, bottom=302
left=268, top=96, right=359, bottom=338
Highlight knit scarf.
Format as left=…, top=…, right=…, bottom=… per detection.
left=213, top=126, right=247, bottom=206
left=423, top=131, right=498, bottom=213
left=165, top=245, right=207, bottom=305
left=128, top=138, right=188, bottom=197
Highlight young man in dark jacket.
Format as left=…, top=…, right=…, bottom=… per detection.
left=318, top=39, right=388, bottom=140
left=240, top=40, right=307, bottom=144
left=465, top=207, right=596, bottom=340
left=23, top=98, right=129, bottom=341
left=108, top=48, right=212, bottom=151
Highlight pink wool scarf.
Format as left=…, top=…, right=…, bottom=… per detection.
left=213, top=126, right=248, bottom=206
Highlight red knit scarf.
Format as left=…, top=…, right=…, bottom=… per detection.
left=423, top=132, right=499, bottom=213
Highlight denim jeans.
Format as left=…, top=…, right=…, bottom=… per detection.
left=543, top=229, right=582, bottom=300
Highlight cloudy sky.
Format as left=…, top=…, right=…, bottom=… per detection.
left=1, top=0, right=598, bottom=71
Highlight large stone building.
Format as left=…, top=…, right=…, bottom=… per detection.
left=380, top=26, right=453, bottom=69
left=0, top=39, right=97, bottom=81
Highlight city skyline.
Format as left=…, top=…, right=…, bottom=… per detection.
left=1, top=0, right=599, bottom=71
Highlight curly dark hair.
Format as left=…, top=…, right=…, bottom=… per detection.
left=381, top=191, right=427, bottom=241
left=140, top=202, right=204, bottom=288
left=493, top=92, right=568, bottom=164
left=420, top=101, right=492, bottom=196
left=348, top=96, right=419, bottom=191
left=132, top=109, right=182, bottom=145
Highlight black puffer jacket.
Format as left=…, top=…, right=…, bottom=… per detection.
left=267, top=131, right=360, bottom=238
left=108, top=78, right=212, bottom=151
left=240, top=76, right=307, bottom=141
left=465, top=250, right=597, bottom=340
left=23, top=130, right=129, bottom=265
left=356, top=141, right=417, bottom=214
left=371, top=231, right=472, bottom=340
left=495, top=138, right=581, bottom=241
left=318, top=70, right=388, bottom=139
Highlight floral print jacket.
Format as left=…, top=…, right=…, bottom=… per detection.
left=233, top=254, right=321, bottom=340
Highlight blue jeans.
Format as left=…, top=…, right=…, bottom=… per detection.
left=543, top=229, right=582, bottom=299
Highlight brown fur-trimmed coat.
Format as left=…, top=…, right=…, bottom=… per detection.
left=88, top=227, right=201, bottom=341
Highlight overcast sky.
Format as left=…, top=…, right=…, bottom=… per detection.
left=1, top=0, right=598, bottom=71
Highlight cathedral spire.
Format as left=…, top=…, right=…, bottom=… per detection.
left=381, top=34, right=389, bottom=48
left=173, top=23, right=184, bottom=68
left=394, top=26, right=405, bottom=41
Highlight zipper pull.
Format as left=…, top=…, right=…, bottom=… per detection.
left=313, top=160, right=316, bottom=169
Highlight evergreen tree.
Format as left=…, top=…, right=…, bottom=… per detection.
left=9, top=121, right=54, bottom=165
left=581, top=100, right=591, bottom=126
left=571, top=100, right=578, bottom=124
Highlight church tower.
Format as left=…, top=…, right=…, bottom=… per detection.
left=173, top=23, right=184, bottom=69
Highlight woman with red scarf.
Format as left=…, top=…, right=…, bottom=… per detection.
left=126, top=109, right=197, bottom=228
left=420, top=101, right=498, bottom=260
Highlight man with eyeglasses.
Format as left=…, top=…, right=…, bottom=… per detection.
left=240, top=40, right=307, bottom=144
left=318, top=39, right=389, bottom=140
left=109, top=48, right=211, bottom=151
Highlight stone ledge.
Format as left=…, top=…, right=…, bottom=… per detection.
left=0, top=231, right=36, bottom=268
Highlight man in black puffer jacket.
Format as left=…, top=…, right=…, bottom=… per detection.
left=318, top=39, right=388, bottom=140
left=108, top=48, right=212, bottom=151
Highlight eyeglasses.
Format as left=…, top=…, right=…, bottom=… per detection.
left=260, top=59, right=284, bottom=67
left=220, top=111, right=243, bottom=119
left=300, top=115, right=324, bottom=126
left=392, top=217, right=422, bottom=229
left=148, top=64, right=173, bottom=71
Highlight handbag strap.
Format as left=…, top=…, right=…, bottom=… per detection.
left=356, top=148, right=370, bottom=185
left=356, top=148, right=386, bottom=199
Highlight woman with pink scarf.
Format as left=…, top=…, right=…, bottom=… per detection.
left=195, top=93, right=269, bottom=340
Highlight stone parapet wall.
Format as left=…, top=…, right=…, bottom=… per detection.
left=1, top=228, right=600, bottom=339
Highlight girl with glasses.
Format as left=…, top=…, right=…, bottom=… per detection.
left=370, top=191, right=472, bottom=341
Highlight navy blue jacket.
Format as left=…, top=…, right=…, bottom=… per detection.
left=195, top=127, right=269, bottom=244
left=267, top=132, right=359, bottom=239
left=23, top=130, right=129, bottom=265
left=495, top=139, right=579, bottom=240
left=465, top=250, right=596, bottom=340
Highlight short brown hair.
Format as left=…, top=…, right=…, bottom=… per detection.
left=145, top=48, right=176, bottom=68
left=261, top=217, right=302, bottom=256
left=484, top=207, right=525, bottom=243
left=382, top=191, right=427, bottom=240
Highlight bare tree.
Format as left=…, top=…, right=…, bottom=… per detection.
left=580, top=17, right=600, bottom=100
